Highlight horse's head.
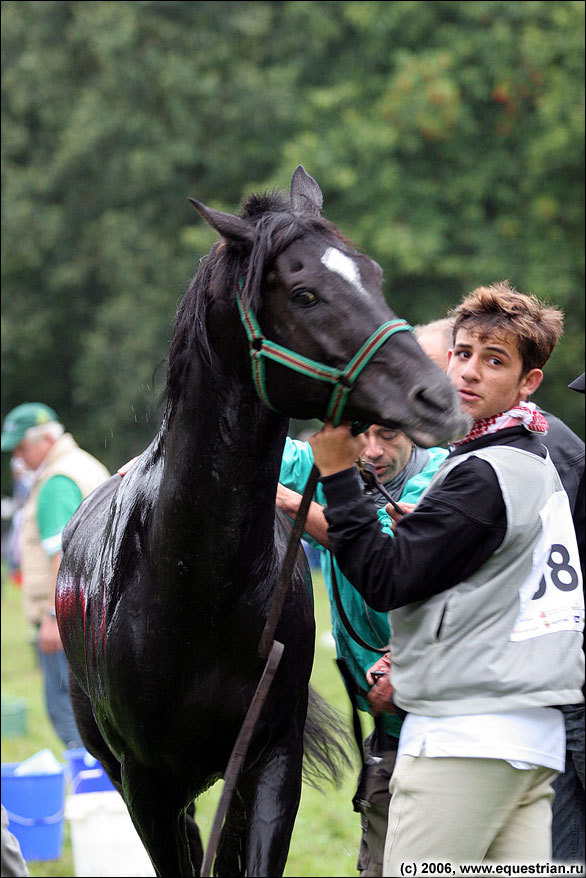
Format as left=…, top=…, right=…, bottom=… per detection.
left=188, top=167, right=469, bottom=447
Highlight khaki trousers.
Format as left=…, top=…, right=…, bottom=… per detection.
left=384, top=754, right=557, bottom=877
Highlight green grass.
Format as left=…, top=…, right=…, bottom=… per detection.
left=1, top=570, right=371, bottom=877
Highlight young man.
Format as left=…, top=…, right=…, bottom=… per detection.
left=309, top=282, right=584, bottom=871
left=278, top=426, right=447, bottom=876
left=417, top=316, right=585, bottom=865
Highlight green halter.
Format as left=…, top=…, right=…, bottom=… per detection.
left=236, top=278, right=412, bottom=426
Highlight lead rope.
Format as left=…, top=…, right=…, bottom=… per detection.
left=329, top=462, right=399, bottom=806
left=258, top=465, right=320, bottom=658
left=200, top=640, right=284, bottom=877
left=328, top=461, right=402, bottom=655
left=329, top=554, right=389, bottom=655
left=201, top=464, right=319, bottom=877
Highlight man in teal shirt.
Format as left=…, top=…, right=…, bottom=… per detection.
left=278, top=426, right=446, bottom=876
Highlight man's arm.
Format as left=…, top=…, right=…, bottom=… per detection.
left=310, top=426, right=506, bottom=612
left=322, top=463, right=505, bottom=610
left=36, top=475, right=82, bottom=653
left=38, top=552, right=63, bottom=653
left=276, top=483, right=330, bottom=548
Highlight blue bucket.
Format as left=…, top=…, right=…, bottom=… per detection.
left=1, top=762, right=65, bottom=860
left=63, top=747, right=115, bottom=794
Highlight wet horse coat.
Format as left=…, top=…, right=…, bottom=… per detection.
left=56, top=167, right=467, bottom=876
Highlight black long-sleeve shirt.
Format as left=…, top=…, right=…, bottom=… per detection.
left=321, top=427, right=547, bottom=613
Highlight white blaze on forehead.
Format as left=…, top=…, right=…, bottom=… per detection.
left=321, top=247, right=369, bottom=298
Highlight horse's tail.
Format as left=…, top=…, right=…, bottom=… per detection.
left=302, top=686, right=354, bottom=790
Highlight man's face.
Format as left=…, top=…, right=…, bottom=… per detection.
left=447, top=327, right=542, bottom=421
left=361, top=426, right=414, bottom=483
left=12, top=436, right=52, bottom=471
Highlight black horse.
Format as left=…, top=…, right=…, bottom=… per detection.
left=56, top=167, right=467, bottom=877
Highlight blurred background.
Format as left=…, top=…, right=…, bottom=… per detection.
left=1, top=4, right=584, bottom=874
left=2, top=0, right=584, bottom=481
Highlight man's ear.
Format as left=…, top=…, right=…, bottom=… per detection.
left=446, top=348, right=454, bottom=368
left=520, top=368, right=543, bottom=398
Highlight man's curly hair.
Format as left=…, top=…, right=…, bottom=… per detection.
left=449, top=281, right=564, bottom=373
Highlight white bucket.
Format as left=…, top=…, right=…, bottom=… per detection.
left=65, top=791, right=155, bottom=877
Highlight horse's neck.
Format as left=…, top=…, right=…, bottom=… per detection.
left=158, top=357, right=287, bottom=580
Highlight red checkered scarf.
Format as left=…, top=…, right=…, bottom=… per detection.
left=451, top=400, right=549, bottom=449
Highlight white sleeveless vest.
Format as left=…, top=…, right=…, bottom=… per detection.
left=390, top=446, right=584, bottom=716
left=20, top=434, right=110, bottom=624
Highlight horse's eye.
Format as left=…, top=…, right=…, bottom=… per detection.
left=291, top=288, right=318, bottom=307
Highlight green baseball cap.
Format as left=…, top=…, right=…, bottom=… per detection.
left=1, top=403, right=59, bottom=452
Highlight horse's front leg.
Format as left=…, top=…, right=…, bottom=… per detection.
left=237, top=720, right=305, bottom=877
left=120, top=753, right=202, bottom=877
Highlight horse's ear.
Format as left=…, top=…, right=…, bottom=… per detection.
left=290, top=165, right=323, bottom=217
left=188, top=198, right=255, bottom=248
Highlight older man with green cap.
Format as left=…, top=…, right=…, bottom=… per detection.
left=1, top=403, right=110, bottom=748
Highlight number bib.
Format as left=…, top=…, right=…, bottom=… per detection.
left=511, top=491, right=584, bottom=642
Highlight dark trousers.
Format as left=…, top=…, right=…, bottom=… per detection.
left=355, top=728, right=398, bottom=877
left=34, top=636, right=83, bottom=749
left=552, top=702, right=585, bottom=864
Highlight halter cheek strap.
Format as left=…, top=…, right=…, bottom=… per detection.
left=236, top=278, right=412, bottom=426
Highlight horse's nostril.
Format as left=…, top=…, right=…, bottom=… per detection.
left=410, top=384, right=446, bottom=414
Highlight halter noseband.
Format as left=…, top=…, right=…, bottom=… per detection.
left=236, top=278, right=412, bottom=426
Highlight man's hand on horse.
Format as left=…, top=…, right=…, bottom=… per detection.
left=308, top=422, right=366, bottom=477
left=366, top=652, right=395, bottom=716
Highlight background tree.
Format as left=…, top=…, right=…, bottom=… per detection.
left=2, top=0, right=583, bottom=489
